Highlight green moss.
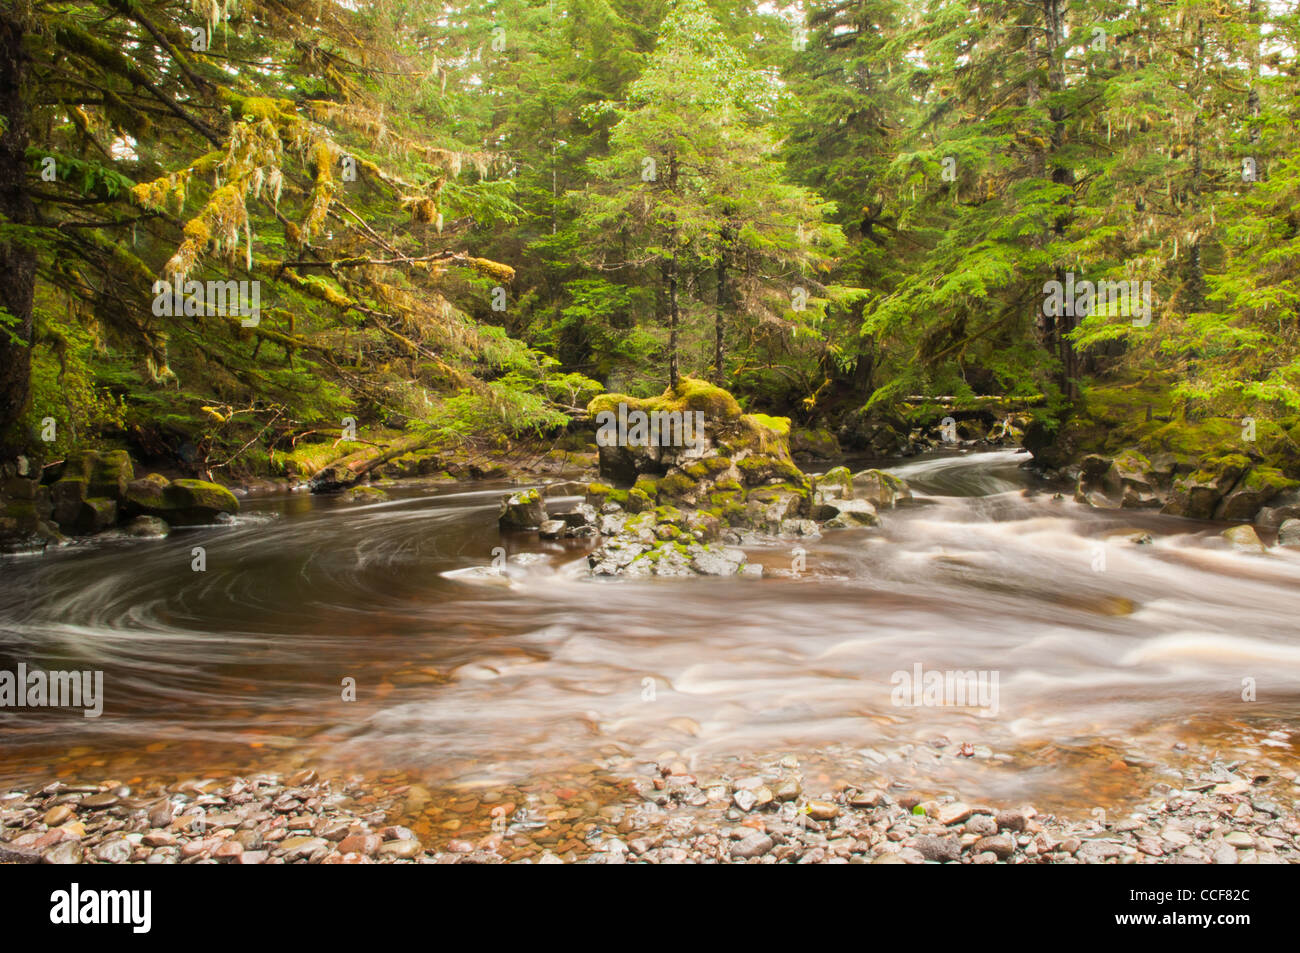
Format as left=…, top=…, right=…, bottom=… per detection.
left=746, top=413, right=790, bottom=436
left=747, top=482, right=809, bottom=504
left=736, top=454, right=806, bottom=485
left=633, top=475, right=659, bottom=498
left=654, top=504, right=686, bottom=525
left=658, top=471, right=698, bottom=498
left=1242, top=466, right=1299, bottom=493
left=586, top=376, right=743, bottom=420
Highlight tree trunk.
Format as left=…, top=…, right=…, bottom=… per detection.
left=668, top=250, right=680, bottom=389
left=0, top=9, right=35, bottom=457
left=713, top=242, right=727, bottom=381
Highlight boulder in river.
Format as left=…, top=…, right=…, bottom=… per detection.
left=499, top=488, right=546, bottom=530
left=851, top=468, right=912, bottom=508
left=126, top=474, right=239, bottom=525
left=1277, top=518, right=1300, bottom=547
left=1222, top=524, right=1265, bottom=553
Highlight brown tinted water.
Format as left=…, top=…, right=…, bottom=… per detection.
left=1, top=450, right=1297, bottom=825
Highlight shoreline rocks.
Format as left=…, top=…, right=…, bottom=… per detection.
left=5, top=749, right=1293, bottom=864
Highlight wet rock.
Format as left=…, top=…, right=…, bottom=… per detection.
left=377, top=838, right=423, bottom=859
left=850, top=469, right=912, bottom=508
left=93, top=838, right=132, bottom=863
left=822, top=497, right=880, bottom=529
left=1222, top=524, right=1265, bottom=553
left=973, top=834, right=1015, bottom=859
left=307, top=465, right=359, bottom=494
left=338, top=833, right=381, bottom=856
left=936, top=802, right=973, bottom=826
left=538, top=519, right=567, bottom=539
left=42, top=841, right=84, bottom=864
left=0, top=842, right=42, bottom=864
left=689, top=546, right=746, bottom=576
left=730, top=831, right=774, bottom=859
left=806, top=800, right=838, bottom=821
left=128, top=474, right=241, bottom=524
left=123, top=515, right=170, bottom=538
left=499, top=489, right=546, bottom=531
left=995, top=810, right=1028, bottom=833
left=76, top=498, right=118, bottom=534
left=1277, top=518, right=1300, bottom=547
left=44, top=804, right=74, bottom=826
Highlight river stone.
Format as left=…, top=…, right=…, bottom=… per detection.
left=937, top=802, right=974, bottom=826
left=1163, top=466, right=1241, bottom=519
left=690, top=546, right=745, bottom=576
left=499, top=488, right=546, bottom=530
left=912, top=835, right=961, bottom=862
left=75, top=497, right=117, bottom=534
left=850, top=469, right=912, bottom=508
left=378, top=838, right=422, bottom=859
left=822, top=497, right=880, bottom=528
left=0, top=842, right=42, bottom=864
left=730, top=831, right=773, bottom=859
left=127, top=474, right=240, bottom=525
left=973, top=834, right=1015, bottom=859
left=42, top=841, right=84, bottom=864
left=1222, top=524, right=1265, bottom=553
left=93, top=838, right=132, bottom=863
left=1277, top=518, right=1300, bottom=547
left=124, top=515, right=170, bottom=538
left=307, top=464, right=358, bottom=493
left=538, top=519, right=566, bottom=539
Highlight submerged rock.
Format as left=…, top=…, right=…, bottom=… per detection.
left=123, top=516, right=170, bottom=538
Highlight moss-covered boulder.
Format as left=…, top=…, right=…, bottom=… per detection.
left=125, top=473, right=170, bottom=511
left=499, top=488, right=546, bottom=530
left=1075, top=451, right=1162, bottom=509
left=162, top=479, right=240, bottom=524
left=850, top=469, right=912, bottom=508
left=1161, top=456, right=1249, bottom=520
left=123, top=474, right=239, bottom=525
left=813, top=466, right=853, bottom=506
left=1214, top=466, right=1298, bottom=521
left=587, top=377, right=740, bottom=484
left=791, top=426, right=840, bottom=460
left=90, top=450, right=134, bottom=502
left=75, top=497, right=118, bottom=534
left=341, top=485, right=389, bottom=504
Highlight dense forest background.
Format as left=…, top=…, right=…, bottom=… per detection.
left=3, top=0, right=1299, bottom=482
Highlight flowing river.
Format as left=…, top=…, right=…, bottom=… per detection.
left=2, top=449, right=1298, bottom=827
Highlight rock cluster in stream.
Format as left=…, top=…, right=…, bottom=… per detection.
left=499, top=378, right=919, bottom=577
left=499, top=461, right=913, bottom=578
left=0, top=449, right=240, bottom=555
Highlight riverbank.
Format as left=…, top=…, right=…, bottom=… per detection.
left=3, top=736, right=1296, bottom=864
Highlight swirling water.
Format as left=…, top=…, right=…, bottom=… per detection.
left=1, top=450, right=1297, bottom=812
